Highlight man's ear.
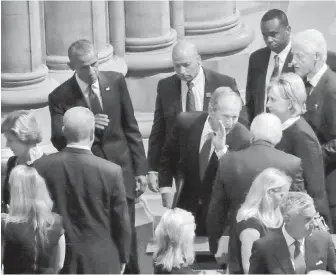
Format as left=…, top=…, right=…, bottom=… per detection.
left=62, top=126, right=65, bottom=134
left=286, top=25, right=291, bottom=35
left=196, top=54, right=202, bottom=66
left=67, top=61, right=74, bottom=71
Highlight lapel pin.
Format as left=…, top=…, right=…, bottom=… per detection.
left=206, top=92, right=211, bottom=98
left=316, top=260, right=323, bottom=265
left=106, top=87, right=110, bottom=91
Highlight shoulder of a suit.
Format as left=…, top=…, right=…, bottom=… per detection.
left=251, top=47, right=270, bottom=58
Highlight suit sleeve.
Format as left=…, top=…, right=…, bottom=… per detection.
left=327, top=232, right=336, bottom=273
left=293, top=131, right=331, bottom=225
left=119, top=75, right=148, bottom=176
left=248, top=241, right=267, bottom=274
left=110, top=165, right=131, bottom=264
left=206, top=157, right=230, bottom=254
left=158, top=118, right=180, bottom=188
left=148, top=85, right=165, bottom=171
left=290, top=159, right=305, bottom=192
left=245, top=55, right=254, bottom=124
left=49, top=93, right=67, bottom=151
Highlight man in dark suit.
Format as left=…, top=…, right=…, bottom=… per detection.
left=292, top=29, right=336, bottom=175
left=48, top=39, right=147, bottom=274
left=148, top=40, right=248, bottom=192
left=246, top=9, right=294, bottom=123
left=159, top=88, right=251, bottom=236
left=249, top=192, right=336, bottom=274
left=34, top=107, right=131, bottom=274
left=207, top=113, right=304, bottom=258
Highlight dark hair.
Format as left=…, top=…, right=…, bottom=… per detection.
left=261, top=9, right=289, bottom=27
left=68, top=39, right=95, bottom=61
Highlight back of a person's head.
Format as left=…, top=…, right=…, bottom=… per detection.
left=292, top=29, right=327, bottom=62
left=1, top=110, right=42, bottom=144
left=250, top=113, right=283, bottom=145
left=236, top=168, right=291, bottom=227
left=63, top=107, right=95, bottom=144
left=153, top=208, right=195, bottom=271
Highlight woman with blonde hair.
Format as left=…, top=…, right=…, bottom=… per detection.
left=267, top=72, right=331, bottom=229
left=1, top=165, right=65, bottom=274
left=153, top=208, right=197, bottom=274
left=1, top=110, right=44, bottom=212
left=229, top=168, right=291, bottom=274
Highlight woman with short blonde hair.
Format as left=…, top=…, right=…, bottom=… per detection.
left=267, top=72, right=331, bottom=228
left=153, top=208, right=197, bottom=274
left=1, top=110, right=44, bottom=212
left=229, top=168, right=291, bottom=274
left=1, top=165, right=65, bottom=273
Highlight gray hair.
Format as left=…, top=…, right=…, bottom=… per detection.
left=250, top=113, right=283, bottom=145
left=268, top=72, right=307, bottom=116
left=68, top=39, right=96, bottom=61
left=292, top=29, right=328, bottom=62
left=280, top=191, right=314, bottom=218
left=63, top=107, right=95, bottom=143
left=209, top=87, right=243, bottom=112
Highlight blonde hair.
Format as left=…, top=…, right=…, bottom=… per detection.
left=153, top=208, right=195, bottom=271
left=268, top=73, right=307, bottom=116
left=5, top=165, right=54, bottom=249
left=1, top=110, right=42, bottom=144
left=236, top=168, right=292, bottom=228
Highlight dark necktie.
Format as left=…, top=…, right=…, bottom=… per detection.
left=199, top=134, right=212, bottom=181
left=293, top=240, right=306, bottom=274
left=186, top=81, right=196, bottom=112
left=271, top=55, right=280, bottom=79
left=89, top=83, right=102, bottom=114
left=303, top=77, right=313, bottom=96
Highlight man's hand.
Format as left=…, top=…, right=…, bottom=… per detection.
left=215, top=235, right=229, bottom=266
left=94, top=114, right=110, bottom=130
left=161, top=192, right=174, bottom=208
left=120, top=263, right=126, bottom=274
left=148, top=172, right=160, bottom=193
left=211, top=120, right=227, bottom=152
left=135, top=175, right=147, bottom=197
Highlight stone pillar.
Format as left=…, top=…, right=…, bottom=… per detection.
left=170, top=0, right=185, bottom=40
left=1, top=1, right=59, bottom=108
left=124, top=0, right=177, bottom=72
left=43, top=0, right=127, bottom=84
left=1, top=1, right=59, bottom=161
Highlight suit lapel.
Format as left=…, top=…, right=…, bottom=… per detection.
left=272, top=232, right=296, bottom=274
left=305, top=235, right=320, bottom=272
left=282, top=51, right=294, bottom=73
left=203, top=68, right=215, bottom=111
left=172, top=75, right=183, bottom=113
left=256, top=49, right=271, bottom=114
left=98, top=72, right=114, bottom=114
left=70, top=75, right=90, bottom=108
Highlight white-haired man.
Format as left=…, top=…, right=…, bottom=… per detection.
left=249, top=192, right=336, bottom=274
left=207, top=113, right=304, bottom=259
left=292, top=29, right=336, bottom=175
left=159, top=87, right=251, bottom=236
left=34, top=107, right=131, bottom=274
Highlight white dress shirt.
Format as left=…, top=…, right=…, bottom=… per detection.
left=282, top=225, right=305, bottom=270
left=75, top=73, right=103, bottom=107
left=181, top=66, right=205, bottom=112
left=264, top=42, right=292, bottom=110
left=160, top=116, right=228, bottom=194
left=66, top=144, right=92, bottom=151
left=307, top=63, right=328, bottom=95
left=282, top=116, right=300, bottom=130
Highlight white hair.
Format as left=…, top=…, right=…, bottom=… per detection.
left=292, top=29, right=327, bottom=62
left=250, top=113, right=283, bottom=145
left=280, top=191, right=314, bottom=218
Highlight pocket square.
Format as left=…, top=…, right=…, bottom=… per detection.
left=206, top=92, right=211, bottom=98
left=316, top=260, right=323, bottom=265
left=106, top=87, right=110, bottom=91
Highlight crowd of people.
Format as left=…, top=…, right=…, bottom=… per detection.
left=1, top=8, right=336, bottom=275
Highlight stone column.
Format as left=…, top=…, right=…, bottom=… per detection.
left=1, top=1, right=58, bottom=108
left=43, top=0, right=127, bottom=84
left=124, top=0, right=177, bottom=72
left=170, top=0, right=185, bottom=40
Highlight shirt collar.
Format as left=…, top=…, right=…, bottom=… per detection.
left=282, top=116, right=300, bottom=130
left=282, top=224, right=305, bottom=248
left=75, top=73, right=90, bottom=95
left=307, top=63, right=328, bottom=87
left=67, top=144, right=92, bottom=151
left=186, top=66, right=204, bottom=86
left=270, top=41, right=292, bottom=63
left=25, top=146, right=44, bottom=165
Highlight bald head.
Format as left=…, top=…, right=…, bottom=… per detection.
left=172, top=41, right=201, bottom=82
left=63, top=107, right=95, bottom=145
left=251, top=113, right=283, bottom=145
